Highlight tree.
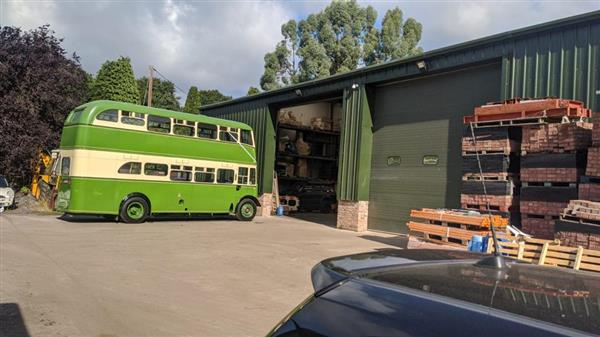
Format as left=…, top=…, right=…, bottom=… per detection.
left=246, top=86, right=260, bottom=96
left=183, top=86, right=202, bottom=113
left=91, top=56, right=139, bottom=104
left=260, top=0, right=423, bottom=90
left=0, top=26, right=88, bottom=186
left=137, top=77, right=180, bottom=111
left=198, top=89, right=232, bottom=106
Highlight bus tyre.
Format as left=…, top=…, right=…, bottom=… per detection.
left=236, top=199, right=256, bottom=221
left=120, top=196, right=149, bottom=224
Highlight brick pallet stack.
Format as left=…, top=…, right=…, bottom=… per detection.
left=519, top=121, right=592, bottom=239
left=460, top=127, right=520, bottom=224
left=555, top=200, right=600, bottom=250
left=580, top=114, right=600, bottom=202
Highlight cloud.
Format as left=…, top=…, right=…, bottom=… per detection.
left=2, top=1, right=599, bottom=99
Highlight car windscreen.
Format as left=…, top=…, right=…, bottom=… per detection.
left=0, top=177, right=8, bottom=188
left=362, top=262, right=600, bottom=334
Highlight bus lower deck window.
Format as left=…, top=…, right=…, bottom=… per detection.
left=198, top=123, right=217, bottom=139
left=96, top=109, right=118, bottom=122
left=217, top=169, right=235, bottom=184
left=250, top=168, right=256, bottom=185
left=241, top=130, right=253, bottom=146
left=170, top=170, right=192, bottom=182
left=194, top=169, right=215, bottom=183
left=61, top=157, right=71, bottom=176
left=148, top=115, right=171, bottom=133
left=144, top=163, right=168, bottom=176
left=118, top=162, right=141, bottom=174
left=238, top=167, right=248, bottom=184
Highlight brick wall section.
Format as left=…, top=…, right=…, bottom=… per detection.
left=520, top=200, right=567, bottom=216
left=579, top=183, right=600, bottom=202
left=593, top=114, right=600, bottom=146
left=257, top=193, right=273, bottom=217
left=520, top=168, right=581, bottom=182
left=337, top=201, right=369, bottom=232
left=555, top=231, right=600, bottom=250
left=586, top=147, right=600, bottom=176
left=521, top=122, right=592, bottom=154
left=521, top=218, right=555, bottom=239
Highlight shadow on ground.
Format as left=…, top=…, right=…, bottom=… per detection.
left=0, top=303, right=30, bottom=337
left=58, top=214, right=235, bottom=223
left=359, top=234, right=409, bottom=249
left=287, top=212, right=337, bottom=228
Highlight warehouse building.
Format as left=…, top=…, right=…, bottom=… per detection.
left=201, top=12, right=600, bottom=234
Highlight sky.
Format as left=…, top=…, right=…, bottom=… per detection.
left=2, top=1, right=599, bottom=100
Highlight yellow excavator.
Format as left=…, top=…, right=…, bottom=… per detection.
left=31, top=149, right=61, bottom=209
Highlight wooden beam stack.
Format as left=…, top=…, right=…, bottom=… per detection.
left=407, top=208, right=507, bottom=246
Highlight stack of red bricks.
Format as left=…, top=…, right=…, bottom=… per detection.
left=520, top=122, right=592, bottom=239
left=580, top=114, right=600, bottom=202
left=460, top=127, right=519, bottom=219
left=555, top=200, right=600, bottom=250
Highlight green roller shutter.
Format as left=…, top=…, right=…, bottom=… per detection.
left=368, top=64, right=501, bottom=233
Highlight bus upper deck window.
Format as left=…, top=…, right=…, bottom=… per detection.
left=241, top=130, right=253, bottom=146
left=147, top=115, right=171, bottom=133
left=198, top=123, right=217, bottom=139
left=121, top=111, right=145, bottom=126
left=219, top=126, right=237, bottom=142
left=173, top=121, right=194, bottom=137
left=118, top=162, right=141, bottom=174
left=144, top=163, right=168, bottom=176
left=61, top=157, right=71, bottom=176
left=96, top=109, right=118, bottom=122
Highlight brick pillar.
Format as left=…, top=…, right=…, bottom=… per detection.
left=336, top=200, right=369, bottom=232
left=257, top=193, right=273, bottom=217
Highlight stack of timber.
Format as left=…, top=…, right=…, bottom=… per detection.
left=580, top=114, right=600, bottom=202
left=407, top=208, right=508, bottom=246
left=486, top=235, right=600, bottom=273
left=519, top=121, right=592, bottom=240
left=463, top=98, right=592, bottom=126
left=555, top=200, right=600, bottom=250
left=460, top=127, right=520, bottom=221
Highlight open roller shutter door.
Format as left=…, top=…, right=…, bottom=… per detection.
left=368, top=64, right=501, bottom=233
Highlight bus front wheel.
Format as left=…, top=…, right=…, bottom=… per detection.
left=120, top=196, right=149, bottom=223
left=236, top=199, right=257, bottom=221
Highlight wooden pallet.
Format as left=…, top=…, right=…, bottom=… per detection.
left=486, top=237, right=600, bottom=272
left=561, top=200, right=600, bottom=223
left=522, top=181, right=577, bottom=188
left=462, top=173, right=514, bottom=181
left=407, top=221, right=489, bottom=245
left=409, top=208, right=508, bottom=229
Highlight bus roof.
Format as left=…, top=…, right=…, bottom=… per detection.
left=69, top=100, right=252, bottom=130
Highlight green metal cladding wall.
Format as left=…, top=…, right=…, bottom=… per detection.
left=501, top=22, right=599, bottom=110
left=202, top=104, right=275, bottom=194
left=338, top=86, right=373, bottom=201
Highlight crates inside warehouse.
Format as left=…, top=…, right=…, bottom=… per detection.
left=460, top=97, right=596, bottom=244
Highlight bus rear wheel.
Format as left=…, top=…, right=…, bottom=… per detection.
left=120, top=196, right=149, bottom=223
left=236, top=199, right=257, bottom=221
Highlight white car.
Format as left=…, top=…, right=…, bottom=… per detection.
left=0, top=176, right=14, bottom=212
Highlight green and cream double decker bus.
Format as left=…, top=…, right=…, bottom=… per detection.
left=55, top=100, right=259, bottom=223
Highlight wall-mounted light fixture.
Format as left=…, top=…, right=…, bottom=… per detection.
left=351, top=83, right=359, bottom=90
left=416, top=60, right=427, bottom=71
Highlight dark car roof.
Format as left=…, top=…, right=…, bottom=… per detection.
left=319, top=249, right=600, bottom=335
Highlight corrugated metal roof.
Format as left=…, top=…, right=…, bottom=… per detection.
left=202, top=10, right=600, bottom=112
